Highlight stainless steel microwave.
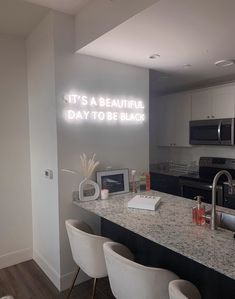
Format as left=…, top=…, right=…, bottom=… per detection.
left=190, top=118, right=234, bottom=145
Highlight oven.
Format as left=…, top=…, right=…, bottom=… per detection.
left=179, top=178, right=223, bottom=206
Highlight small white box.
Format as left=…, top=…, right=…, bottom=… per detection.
left=128, top=195, right=161, bottom=211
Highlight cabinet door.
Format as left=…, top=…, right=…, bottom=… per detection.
left=191, top=90, right=213, bottom=120
left=156, top=93, right=191, bottom=147
left=150, top=172, right=180, bottom=196
left=212, top=86, right=235, bottom=119
left=173, top=94, right=191, bottom=147
left=164, top=95, right=177, bottom=146
left=156, top=95, right=175, bottom=146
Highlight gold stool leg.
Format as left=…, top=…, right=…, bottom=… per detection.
left=66, top=267, right=80, bottom=299
left=91, top=278, right=97, bottom=299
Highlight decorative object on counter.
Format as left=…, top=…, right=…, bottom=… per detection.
left=128, top=195, right=161, bottom=211
left=192, top=196, right=205, bottom=226
left=146, top=173, right=150, bottom=191
left=139, top=173, right=146, bottom=191
left=96, top=169, right=129, bottom=195
left=79, top=153, right=100, bottom=201
left=139, top=172, right=150, bottom=191
left=101, top=189, right=109, bottom=200
left=131, top=170, right=137, bottom=193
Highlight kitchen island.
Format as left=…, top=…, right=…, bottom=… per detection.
left=74, top=191, right=235, bottom=299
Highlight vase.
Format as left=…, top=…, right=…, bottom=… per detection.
left=79, top=178, right=100, bottom=201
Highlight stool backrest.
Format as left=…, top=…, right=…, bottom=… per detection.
left=66, top=219, right=110, bottom=278
left=104, top=241, right=179, bottom=299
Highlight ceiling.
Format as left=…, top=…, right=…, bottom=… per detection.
left=0, top=0, right=92, bottom=37
left=78, top=0, right=235, bottom=94
left=0, top=0, right=49, bottom=37
left=23, top=0, right=92, bottom=15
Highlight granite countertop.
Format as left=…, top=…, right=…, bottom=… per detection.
left=73, top=191, right=235, bottom=281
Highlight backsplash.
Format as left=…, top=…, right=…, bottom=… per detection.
left=151, top=160, right=198, bottom=174
left=151, top=146, right=235, bottom=165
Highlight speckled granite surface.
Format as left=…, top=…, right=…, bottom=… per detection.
left=73, top=191, right=235, bottom=280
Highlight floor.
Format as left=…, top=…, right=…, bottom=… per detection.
left=0, top=260, right=115, bottom=299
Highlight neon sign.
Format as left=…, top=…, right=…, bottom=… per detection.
left=64, top=93, right=145, bottom=123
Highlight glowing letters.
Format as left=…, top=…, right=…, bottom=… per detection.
left=64, top=93, right=145, bottom=124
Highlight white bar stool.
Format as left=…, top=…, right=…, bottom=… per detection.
left=103, top=241, right=179, bottom=299
left=65, top=219, right=111, bottom=299
left=169, top=279, right=201, bottom=299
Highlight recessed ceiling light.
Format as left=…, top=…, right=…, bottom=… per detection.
left=215, top=59, right=235, bottom=67
left=183, top=64, right=192, bottom=68
left=149, top=53, right=160, bottom=59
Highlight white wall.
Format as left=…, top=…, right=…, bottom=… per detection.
left=26, top=11, right=149, bottom=290
left=0, top=34, right=32, bottom=268
left=27, top=12, right=61, bottom=289
left=54, top=12, right=149, bottom=289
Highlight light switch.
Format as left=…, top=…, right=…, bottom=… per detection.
left=45, top=169, right=53, bottom=179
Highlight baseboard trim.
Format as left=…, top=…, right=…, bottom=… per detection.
left=0, top=248, right=32, bottom=269
left=60, top=268, right=89, bottom=292
left=33, top=251, right=61, bottom=290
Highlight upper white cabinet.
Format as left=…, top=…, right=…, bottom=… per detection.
left=212, top=86, right=235, bottom=119
left=156, top=93, right=191, bottom=147
left=191, top=90, right=212, bottom=120
left=191, top=85, right=235, bottom=120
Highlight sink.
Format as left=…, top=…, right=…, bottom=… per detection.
left=206, top=211, right=235, bottom=232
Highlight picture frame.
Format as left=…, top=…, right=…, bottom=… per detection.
left=96, top=169, right=129, bottom=195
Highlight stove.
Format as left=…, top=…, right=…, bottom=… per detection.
left=179, top=157, right=235, bottom=208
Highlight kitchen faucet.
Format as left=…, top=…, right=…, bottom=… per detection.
left=211, top=170, right=235, bottom=230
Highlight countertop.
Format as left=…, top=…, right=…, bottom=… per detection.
left=73, top=191, right=235, bottom=281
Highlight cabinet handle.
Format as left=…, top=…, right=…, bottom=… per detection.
left=212, top=115, right=215, bottom=118
left=207, top=116, right=210, bottom=118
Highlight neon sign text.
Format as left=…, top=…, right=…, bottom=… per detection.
left=64, top=93, right=145, bottom=123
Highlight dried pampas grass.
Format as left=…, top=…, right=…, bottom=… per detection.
left=80, top=153, right=100, bottom=178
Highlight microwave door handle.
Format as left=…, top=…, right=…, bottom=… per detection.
left=218, top=120, right=222, bottom=143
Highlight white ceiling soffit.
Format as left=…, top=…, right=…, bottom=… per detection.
left=23, top=0, right=91, bottom=15
left=0, top=0, right=49, bottom=37
left=75, top=0, right=161, bottom=51
left=78, top=0, right=235, bottom=92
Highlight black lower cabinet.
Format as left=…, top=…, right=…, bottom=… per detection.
left=101, top=218, right=235, bottom=299
left=150, top=172, right=180, bottom=196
